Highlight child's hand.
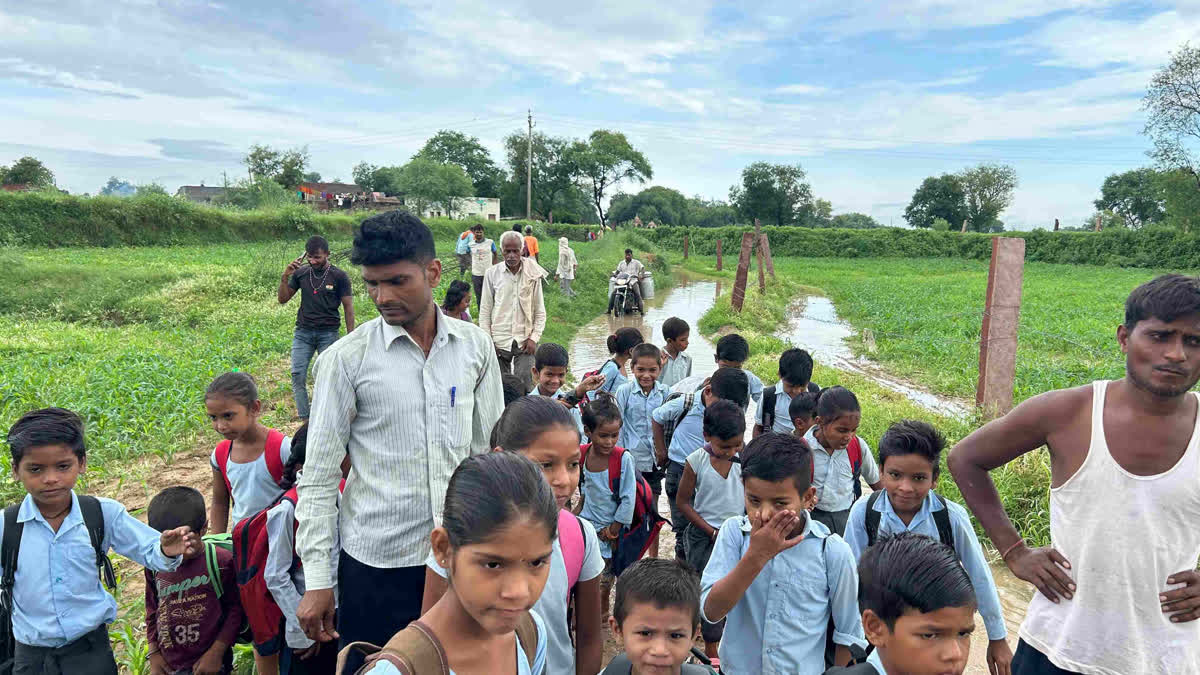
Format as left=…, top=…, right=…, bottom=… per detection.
left=746, top=509, right=804, bottom=562
left=192, top=645, right=225, bottom=675
left=159, top=526, right=199, bottom=558
left=575, top=374, right=605, bottom=397
left=600, top=523, right=621, bottom=541
left=987, top=638, right=1013, bottom=675
left=148, top=652, right=169, bottom=675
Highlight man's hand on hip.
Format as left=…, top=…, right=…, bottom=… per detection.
left=522, top=338, right=537, bottom=355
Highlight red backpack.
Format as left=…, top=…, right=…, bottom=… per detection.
left=579, top=444, right=665, bottom=577
left=214, top=429, right=287, bottom=500
left=232, top=480, right=345, bottom=655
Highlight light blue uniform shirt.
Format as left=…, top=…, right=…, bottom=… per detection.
left=652, top=393, right=706, bottom=465
left=803, top=426, right=881, bottom=512
left=454, top=231, right=472, bottom=255
left=658, top=351, right=692, bottom=388
left=527, top=390, right=584, bottom=437
left=755, top=382, right=795, bottom=434
left=844, top=490, right=1008, bottom=641
left=578, top=450, right=637, bottom=559
left=365, top=609, right=548, bottom=675
left=615, top=380, right=670, bottom=472
left=700, top=514, right=866, bottom=674
left=745, top=369, right=764, bottom=406
left=589, top=360, right=625, bottom=400
left=0, top=491, right=181, bottom=647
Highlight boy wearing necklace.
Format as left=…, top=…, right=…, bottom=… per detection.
left=278, top=235, right=355, bottom=421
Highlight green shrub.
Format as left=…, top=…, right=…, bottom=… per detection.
left=645, top=225, right=1200, bottom=269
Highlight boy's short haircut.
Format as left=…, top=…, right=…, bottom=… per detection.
left=305, top=235, right=330, bottom=255
left=471, top=223, right=484, bottom=232
left=148, top=486, right=207, bottom=534
left=662, top=317, right=690, bottom=342
left=501, top=373, right=528, bottom=407
left=715, top=334, right=750, bottom=363
left=350, top=210, right=435, bottom=267
left=703, top=400, right=746, bottom=440
left=613, top=558, right=701, bottom=628
left=631, top=343, right=662, bottom=364
left=878, top=420, right=946, bottom=478
left=858, top=531, right=976, bottom=630
left=1124, top=274, right=1200, bottom=329
left=740, top=432, right=813, bottom=493
left=778, top=348, right=814, bottom=387
left=6, top=407, right=86, bottom=468
left=788, top=391, right=819, bottom=423
left=534, top=343, right=570, bottom=371
left=625, top=248, right=634, bottom=255
left=708, top=367, right=750, bottom=410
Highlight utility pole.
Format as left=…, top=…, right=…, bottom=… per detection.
left=526, top=109, right=533, bottom=220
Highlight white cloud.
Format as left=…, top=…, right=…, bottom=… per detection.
left=773, top=84, right=828, bottom=95
left=1024, top=9, right=1200, bottom=69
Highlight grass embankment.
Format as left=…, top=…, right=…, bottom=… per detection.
left=2, top=227, right=667, bottom=672
left=679, top=255, right=1052, bottom=549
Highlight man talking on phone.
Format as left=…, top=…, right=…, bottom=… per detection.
left=278, top=235, right=355, bottom=420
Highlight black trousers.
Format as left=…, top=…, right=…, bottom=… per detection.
left=337, top=552, right=426, bottom=669
left=812, top=507, right=851, bottom=537
left=1012, top=640, right=1082, bottom=675
left=14, top=625, right=117, bottom=675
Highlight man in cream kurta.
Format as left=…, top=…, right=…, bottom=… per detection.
left=479, top=230, right=547, bottom=391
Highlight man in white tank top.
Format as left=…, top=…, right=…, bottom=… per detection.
left=948, top=274, right=1200, bottom=675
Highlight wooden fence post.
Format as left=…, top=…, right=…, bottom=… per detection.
left=759, top=233, right=775, bottom=278
left=683, top=235, right=689, bottom=259
left=716, top=239, right=723, bottom=271
left=731, top=232, right=754, bottom=312
left=976, top=237, right=1025, bottom=417
left=756, top=237, right=766, bottom=293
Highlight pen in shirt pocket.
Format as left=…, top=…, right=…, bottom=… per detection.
left=451, top=386, right=457, bottom=407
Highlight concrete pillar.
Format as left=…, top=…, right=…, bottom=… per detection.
left=731, top=232, right=754, bottom=312
left=716, top=239, right=723, bottom=271
left=976, top=237, right=1025, bottom=417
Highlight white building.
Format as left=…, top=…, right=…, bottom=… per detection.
left=404, top=196, right=500, bottom=221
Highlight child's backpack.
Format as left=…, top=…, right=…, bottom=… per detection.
left=1, top=495, right=115, bottom=668
left=558, top=510, right=586, bottom=592
left=762, top=382, right=820, bottom=431
left=864, top=491, right=954, bottom=550
left=214, top=429, right=287, bottom=502
left=231, top=486, right=298, bottom=657
left=336, top=614, right=538, bottom=674
left=807, top=435, right=866, bottom=501
left=580, top=444, right=665, bottom=578
left=199, top=534, right=254, bottom=644
left=660, top=391, right=696, bottom=451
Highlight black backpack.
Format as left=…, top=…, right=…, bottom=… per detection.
left=1, top=496, right=115, bottom=669
left=660, top=390, right=696, bottom=450
left=761, top=381, right=820, bottom=431
left=864, top=491, right=955, bottom=550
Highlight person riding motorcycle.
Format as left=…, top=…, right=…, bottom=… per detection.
left=607, top=248, right=645, bottom=314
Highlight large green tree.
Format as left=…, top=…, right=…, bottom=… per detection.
left=502, top=130, right=582, bottom=219
left=1145, top=43, right=1200, bottom=188
left=687, top=197, right=738, bottom=228
left=608, top=186, right=690, bottom=226
left=729, top=162, right=812, bottom=226
left=415, top=130, right=503, bottom=198
left=960, top=164, right=1017, bottom=232
left=829, top=212, right=882, bottom=229
left=1094, top=168, right=1166, bottom=229
left=243, top=144, right=310, bottom=190
left=352, top=162, right=405, bottom=195
left=397, top=158, right=473, bottom=218
left=568, top=130, right=652, bottom=227
left=1161, top=169, right=1200, bottom=233
left=0, top=156, right=55, bottom=188
left=904, top=174, right=968, bottom=229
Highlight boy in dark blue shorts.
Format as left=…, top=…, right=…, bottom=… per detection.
left=2, top=408, right=197, bottom=675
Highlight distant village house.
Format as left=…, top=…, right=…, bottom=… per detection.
left=404, top=196, right=500, bottom=221
left=175, top=185, right=229, bottom=204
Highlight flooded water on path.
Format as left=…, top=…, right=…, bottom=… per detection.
left=569, top=278, right=1028, bottom=672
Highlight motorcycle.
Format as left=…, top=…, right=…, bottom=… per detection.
left=609, top=272, right=638, bottom=317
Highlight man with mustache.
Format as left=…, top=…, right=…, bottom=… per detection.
left=292, top=210, right=503, bottom=669
left=950, top=274, right=1200, bottom=675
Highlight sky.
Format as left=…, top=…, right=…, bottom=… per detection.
left=2, top=1, right=1198, bottom=230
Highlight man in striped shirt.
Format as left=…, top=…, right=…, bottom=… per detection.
left=294, top=211, right=503, bottom=658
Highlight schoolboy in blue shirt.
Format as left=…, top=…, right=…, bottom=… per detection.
left=824, top=531, right=978, bottom=675
left=843, top=420, right=1013, bottom=674
left=1, top=408, right=197, bottom=675
left=753, top=348, right=820, bottom=437
left=700, top=432, right=866, bottom=674
left=714, top=334, right=764, bottom=408
left=527, top=342, right=603, bottom=436
left=652, top=367, right=749, bottom=562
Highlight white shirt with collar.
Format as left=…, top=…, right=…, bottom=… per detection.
left=479, top=260, right=547, bottom=349
left=296, top=310, right=503, bottom=584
